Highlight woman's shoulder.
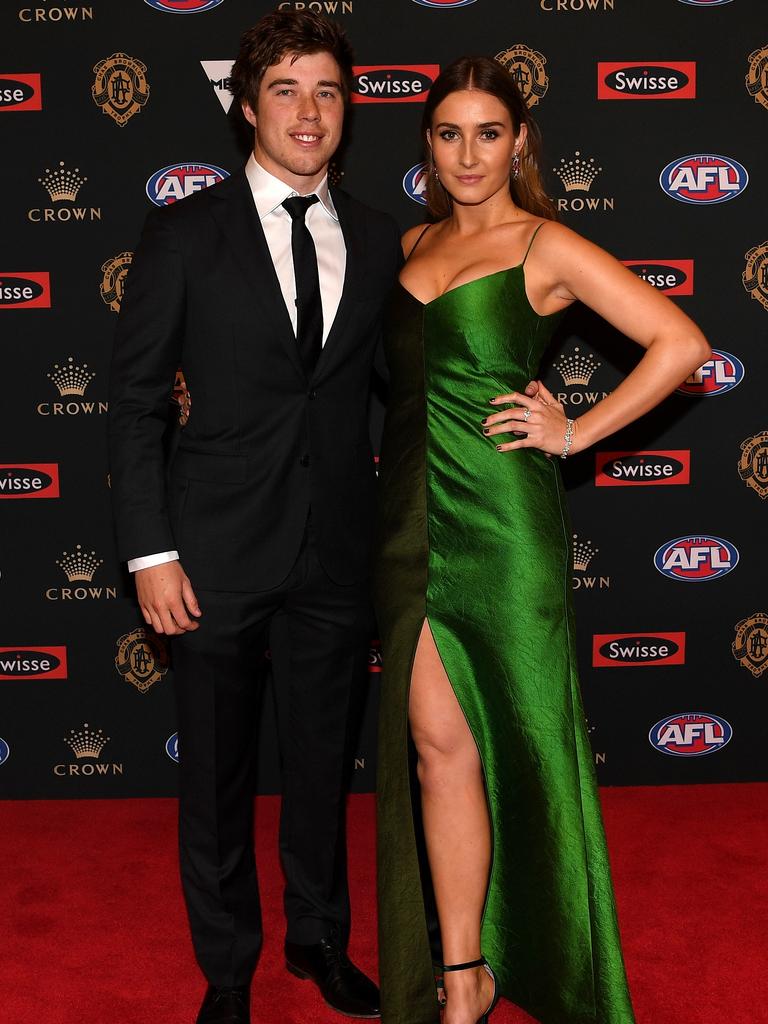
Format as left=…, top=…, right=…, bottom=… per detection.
left=400, top=221, right=432, bottom=256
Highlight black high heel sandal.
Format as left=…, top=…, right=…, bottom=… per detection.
left=441, top=956, right=499, bottom=1024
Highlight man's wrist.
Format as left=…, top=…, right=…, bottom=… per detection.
left=127, top=551, right=180, bottom=573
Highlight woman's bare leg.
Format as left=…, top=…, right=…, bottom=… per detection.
left=409, top=621, right=495, bottom=1024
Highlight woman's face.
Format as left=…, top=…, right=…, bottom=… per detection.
left=428, top=88, right=526, bottom=208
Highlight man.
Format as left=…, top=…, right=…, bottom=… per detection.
left=108, top=12, right=400, bottom=1024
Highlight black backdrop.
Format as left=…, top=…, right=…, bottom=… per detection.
left=1, top=0, right=766, bottom=799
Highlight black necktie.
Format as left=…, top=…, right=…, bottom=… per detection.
left=282, top=194, right=323, bottom=374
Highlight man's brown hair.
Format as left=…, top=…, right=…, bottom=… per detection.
left=230, top=10, right=355, bottom=112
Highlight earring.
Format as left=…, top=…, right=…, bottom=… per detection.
left=512, top=150, right=520, bottom=180
left=432, top=165, right=439, bottom=181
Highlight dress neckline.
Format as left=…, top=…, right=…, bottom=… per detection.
left=397, top=263, right=563, bottom=320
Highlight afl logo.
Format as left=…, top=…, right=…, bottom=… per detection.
left=660, top=154, right=748, bottom=204
left=677, top=0, right=733, bottom=5
left=165, top=733, right=179, bottom=762
left=412, top=0, right=477, bottom=6
left=649, top=713, right=732, bottom=757
left=403, top=162, right=429, bottom=205
left=0, top=737, right=9, bottom=766
left=145, top=0, right=224, bottom=12
left=146, top=163, right=229, bottom=206
left=654, top=535, right=739, bottom=582
left=676, top=349, right=744, bottom=397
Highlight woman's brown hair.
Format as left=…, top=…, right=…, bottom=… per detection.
left=230, top=10, right=355, bottom=112
left=422, top=56, right=557, bottom=221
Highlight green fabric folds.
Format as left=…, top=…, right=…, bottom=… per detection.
left=374, top=267, right=635, bottom=1024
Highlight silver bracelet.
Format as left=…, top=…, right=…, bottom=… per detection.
left=560, top=418, right=575, bottom=459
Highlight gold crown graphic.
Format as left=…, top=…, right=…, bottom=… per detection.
left=553, top=346, right=602, bottom=386
left=553, top=152, right=602, bottom=192
left=38, top=161, right=87, bottom=202
left=56, top=544, right=104, bottom=582
left=64, top=723, right=109, bottom=759
left=47, top=356, right=96, bottom=397
left=573, top=534, right=599, bottom=572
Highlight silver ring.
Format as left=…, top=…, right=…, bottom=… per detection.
left=523, top=408, right=532, bottom=422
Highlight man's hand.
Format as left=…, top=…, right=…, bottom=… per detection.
left=135, top=561, right=202, bottom=636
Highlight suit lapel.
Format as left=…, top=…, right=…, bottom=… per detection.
left=209, top=169, right=306, bottom=381
left=313, top=188, right=365, bottom=379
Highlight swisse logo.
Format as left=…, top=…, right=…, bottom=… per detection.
left=677, top=350, right=744, bottom=397
left=649, top=713, right=732, bottom=757
left=352, top=65, right=439, bottom=103
left=165, top=733, right=179, bottom=762
left=369, top=640, right=383, bottom=673
left=403, top=162, right=429, bottom=205
left=0, top=73, right=42, bottom=110
left=622, top=259, right=694, bottom=295
left=654, top=535, right=739, bottom=582
left=595, top=450, right=690, bottom=486
left=0, top=646, right=67, bottom=679
left=412, top=0, right=477, bottom=6
left=0, top=273, right=51, bottom=309
left=598, top=62, right=696, bottom=100
left=593, top=632, right=686, bottom=668
left=146, top=163, right=229, bottom=206
left=145, top=0, right=224, bottom=11
left=660, top=154, right=748, bottom=204
left=0, top=464, right=60, bottom=499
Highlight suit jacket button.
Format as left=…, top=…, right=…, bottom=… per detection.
left=308, top=389, right=317, bottom=400
left=299, top=454, right=310, bottom=467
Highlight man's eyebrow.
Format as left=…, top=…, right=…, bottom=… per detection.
left=266, top=78, right=342, bottom=90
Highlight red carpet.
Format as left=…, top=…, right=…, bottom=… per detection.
left=2, top=785, right=766, bottom=1024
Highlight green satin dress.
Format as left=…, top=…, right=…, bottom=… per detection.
left=373, top=226, right=635, bottom=1024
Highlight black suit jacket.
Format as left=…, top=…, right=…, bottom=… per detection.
left=108, top=167, right=401, bottom=591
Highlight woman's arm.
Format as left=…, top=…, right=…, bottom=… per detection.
left=484, top=223, right=712, bottom=456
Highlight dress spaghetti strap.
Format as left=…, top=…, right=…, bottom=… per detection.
left=406, top=223, right=433, bottom=260
left=521, top=222, right=545, bottom=266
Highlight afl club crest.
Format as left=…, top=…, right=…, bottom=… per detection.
left=746, top=45, right=768, bottom=112
left=115, top=628, right=169, bottom=694
left=732, top=613, right=768, bottom=679
left=743, top=242, right=768, bottom=313
left=494, top=44, right=548, bottom=109
left=100, top=252, right=132, bottom=313
left=738, top=431, right=768, bottom=499
left=92, top=53, right=150, bottom=126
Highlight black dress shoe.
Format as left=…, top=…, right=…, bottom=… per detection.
left=196, top=985, right=250, bottom=1024
left=285, top=937, right=380, bottom=1018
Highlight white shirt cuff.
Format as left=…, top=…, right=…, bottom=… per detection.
left=127, top=551, right=179, bottom=573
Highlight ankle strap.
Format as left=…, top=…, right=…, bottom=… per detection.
left=441, top=956, right=487, bottom=973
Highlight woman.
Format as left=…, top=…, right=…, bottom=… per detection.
left=373, top=57, right=710, bottom=1024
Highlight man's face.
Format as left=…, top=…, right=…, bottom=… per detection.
left=243, top=51, right=345, bottom=193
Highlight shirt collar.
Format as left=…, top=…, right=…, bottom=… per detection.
left=245, top=154, right=338, bottom=222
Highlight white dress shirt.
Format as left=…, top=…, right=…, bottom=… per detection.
left=127, top=155, right=347, bottom=573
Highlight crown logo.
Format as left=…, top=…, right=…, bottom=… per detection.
left=64, top=723, right=109, bottom=759
left=38, top=161, right=87, bottom=202
left=554, top=152, right=602, bottom=192
left=56, top=544, right=104, bottom=582
left=573, top=534, right=599, bottom=572
left=553, top=346, right=601, bottom=386
left=47, top=356, right=96, bottom=396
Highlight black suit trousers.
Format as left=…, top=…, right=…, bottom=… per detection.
left=171, top=518, right=372, bottom=987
